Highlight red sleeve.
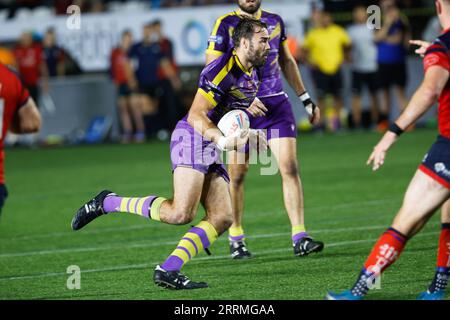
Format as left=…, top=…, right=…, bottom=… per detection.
left=423, top=45, right=450, bottom=73
left=18, top=86, right=30, bottom=109
left=13, top=70, right=30, bottom=109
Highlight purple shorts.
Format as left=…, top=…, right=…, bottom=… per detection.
left=249, top=93, right=297, bottom=140
left=170, top=120, right=230, bottom=183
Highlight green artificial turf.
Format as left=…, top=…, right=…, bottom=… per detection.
left=0, top=129, right=447, bottom=300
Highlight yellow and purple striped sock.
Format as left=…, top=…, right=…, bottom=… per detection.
left=161, top=221, right=218, bottom=272
left=228, top=226, right=245, bottom=242
left=292, top=225, right=308, bottom=244
left=103, top=195, right=166, bottom=221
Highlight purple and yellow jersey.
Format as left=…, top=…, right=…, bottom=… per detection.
left=206, top=9, right=287, bottom=98
left=193, top=48, right=261, bottom=125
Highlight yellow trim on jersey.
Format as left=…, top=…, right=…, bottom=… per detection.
left=208, top=12, right=235, bottom=51
left=229, top=88, right=247, bottom=100
left=212, top=55, right=235, bottom=85
left=205, top=49, right=225, bottom=56
left=198, top=88, right=218, bottom=107
left=234, top=53, right=253, bottom=76
left=270, top=23, right=281, bottom=40
left=254, top=9, right=262, bottom=20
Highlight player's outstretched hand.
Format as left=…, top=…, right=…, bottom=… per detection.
left=217, top=129, right=250, bottom=151
left=367, top=132, right=398, bottom=171
left=248, top=97, right=268, bottom=117
left=249, top=129, right=268, bottom=151
left=409, top=40, right=431, bottom=58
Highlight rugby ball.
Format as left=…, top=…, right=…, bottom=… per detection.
left=217, top=110, right=250, bottom=137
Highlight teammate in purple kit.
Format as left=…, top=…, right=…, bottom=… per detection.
left=71, top=19, right=270, bottom=290
left=206, top=0, right=323, bottom=259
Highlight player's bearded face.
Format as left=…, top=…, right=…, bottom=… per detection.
left=238, top=0, right=262, bottom=14
left=248, top=39, right=269, bottom=68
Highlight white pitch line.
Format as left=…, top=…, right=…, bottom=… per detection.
left=0, top=230, right=439, bottom=283
left=0, top=198, right=398, bottom=242
left=0, top=224, right=391, bottom=259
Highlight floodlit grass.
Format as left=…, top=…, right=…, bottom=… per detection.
left=0, top=129, right=446, bottom=300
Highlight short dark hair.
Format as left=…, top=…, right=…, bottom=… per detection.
left=151, top=19, right=162, bottom=27
left=46, top=27, right=55, bottom=35
left=232, top=18, right=267, bottom=48
left=122, top=29, right=132, bottom=37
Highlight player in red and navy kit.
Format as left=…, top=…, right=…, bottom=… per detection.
left=327, top=0, right=450, bottom=300
left=206, top=0, right=323, bottom=260
left=0, top=63, right=41, bottom=216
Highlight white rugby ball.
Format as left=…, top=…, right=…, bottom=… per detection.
left=217, top=110, right=250, bottom=137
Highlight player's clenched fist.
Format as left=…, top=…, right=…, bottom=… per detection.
left=299, top=91, right=320, bottom=125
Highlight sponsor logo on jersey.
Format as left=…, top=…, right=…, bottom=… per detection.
left=208, top=35, right=223, bottom=45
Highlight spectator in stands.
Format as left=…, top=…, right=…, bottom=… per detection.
left=111, top=30, right=145, bottom=144
left=375, top=0, right=411, bottom=131
left=13, top=31, right=49, bottom=105
left=152, top=19, right=182, bottom=131
left=347, top=4, right=379, bottom=129
left=53, top=0, right=73, bottom=15
left=301, top=10, right=351, bottom=131
left=42, top=28, right=65, bottom=77
left=127, top=22, right=180, bottom=140
left=0, top=45, right=17, bottom=68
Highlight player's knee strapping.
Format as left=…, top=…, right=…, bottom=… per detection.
left=161, top=221, right=219, bottom=272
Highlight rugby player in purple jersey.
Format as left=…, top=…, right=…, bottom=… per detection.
left=206, top=0, right=323, bottom=259
left=71, top=18, right=271, bottom=290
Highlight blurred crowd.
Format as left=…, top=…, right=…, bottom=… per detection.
left=0, top=0, right=233, bottom=18
left=298, top=0, right=414, bottom=132
left=110, top=20, right=184, bottom=143
left=0, top=0, right=443, bottom=144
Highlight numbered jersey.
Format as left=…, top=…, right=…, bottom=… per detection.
left=0, top=63, right=30, bottom=183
